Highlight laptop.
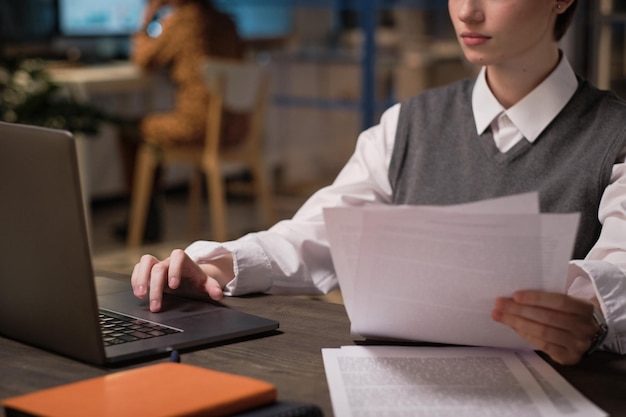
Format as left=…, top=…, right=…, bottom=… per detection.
left=0, top=121, right=279, bottom=365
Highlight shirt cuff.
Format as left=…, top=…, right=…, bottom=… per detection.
left=185, top=236, right=273, bottom=296
left=567, top=260, right=626, bottom=353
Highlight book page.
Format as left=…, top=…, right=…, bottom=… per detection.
left=322, top=346, right=606, bottom=417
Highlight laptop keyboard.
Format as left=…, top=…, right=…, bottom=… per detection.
left=99, top=310, right=182, bottom=346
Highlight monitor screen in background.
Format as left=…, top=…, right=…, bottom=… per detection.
left=58, top=0, right=146, bottom=37
left=213, top=1, right=292, bottom=39
left=59, top=0, right=291, bottom=39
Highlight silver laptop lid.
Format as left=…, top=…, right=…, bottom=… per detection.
left=0, top=122, right=106, bottom=364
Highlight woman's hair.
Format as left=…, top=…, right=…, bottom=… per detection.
left=554, top=1, right=577, bottom=41
left=187, top=0, right=217, bottom=10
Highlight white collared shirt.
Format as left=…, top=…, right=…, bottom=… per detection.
left=473, top=57, right=579, bottom=152
left=186, top=56, right=626, bottom=354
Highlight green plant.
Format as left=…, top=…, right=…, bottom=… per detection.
left=0, top=57, right=111, bottom=134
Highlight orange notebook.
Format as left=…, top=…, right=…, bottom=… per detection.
left=2, top=363, right=276, bottom=417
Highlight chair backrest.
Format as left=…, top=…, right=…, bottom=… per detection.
left=200, top=59, right=271, bottom=157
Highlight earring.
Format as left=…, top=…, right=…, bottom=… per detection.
left=556, top=3, right=562, bottom=9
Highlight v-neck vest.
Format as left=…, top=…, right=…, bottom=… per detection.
left=389, top=78, right=626, bottom=259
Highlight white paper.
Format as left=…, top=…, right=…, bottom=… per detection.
left=322, top=346, right=606, bottom=417
left=323, top=193, right=580, bottom=349
left=324, top=193, right=541, bottom=320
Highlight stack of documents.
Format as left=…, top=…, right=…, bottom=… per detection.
left=324, top=193, right=580, bottom=349
left=322, top=346, right=606, bottom=416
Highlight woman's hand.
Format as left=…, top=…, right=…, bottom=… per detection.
left=492, top=290, right=600, bottom=365
left=131, top=249, right=234, bottom=312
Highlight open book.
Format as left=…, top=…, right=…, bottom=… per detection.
left=323, top=193, right=580, bottom=350
left=322, top=346, right=606, bottom=417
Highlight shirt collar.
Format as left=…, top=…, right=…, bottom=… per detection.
left=472, top=54, right=579, bottom=143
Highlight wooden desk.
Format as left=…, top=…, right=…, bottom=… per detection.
left=1, top=295, right=625, bottom=417
left=47, top=62, right=151, bottom=99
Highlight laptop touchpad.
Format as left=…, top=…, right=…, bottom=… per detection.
left=99, top=288, right=222, bottom=322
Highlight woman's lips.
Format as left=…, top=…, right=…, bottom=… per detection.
left=461, top=32, right=491, bottom=46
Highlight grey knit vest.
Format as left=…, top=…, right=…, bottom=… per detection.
left=389, top=78, right=626, bottom=259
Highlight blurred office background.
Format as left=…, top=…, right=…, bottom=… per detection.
left=1, top=0, right=624, bottom=272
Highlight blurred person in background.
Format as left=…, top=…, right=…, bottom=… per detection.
left=116, top=0, right=245, bottom=242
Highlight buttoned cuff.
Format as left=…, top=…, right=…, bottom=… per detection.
left=567, top=260, right=626, bottom=354
left=185, top=236, right=273, bottom=296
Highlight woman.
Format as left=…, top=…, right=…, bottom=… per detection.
left=116, top=0, right=244, bottom=242
left=131, top=0, right=626, bottom=365
left=131, top=0, right=243, bottom=146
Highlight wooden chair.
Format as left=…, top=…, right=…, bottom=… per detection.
left=127, top=59, right=274, bottom=246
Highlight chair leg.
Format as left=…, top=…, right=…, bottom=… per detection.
left=188, top=168, right=203, bottom=240
left=205, top=164, right=228, bottom=242
left=251, top=160, right=275, bottom=228
left=128, top=145, right=159, bottom=247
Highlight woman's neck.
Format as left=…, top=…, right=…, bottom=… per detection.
left=486, top=47, right=561, bottom=109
